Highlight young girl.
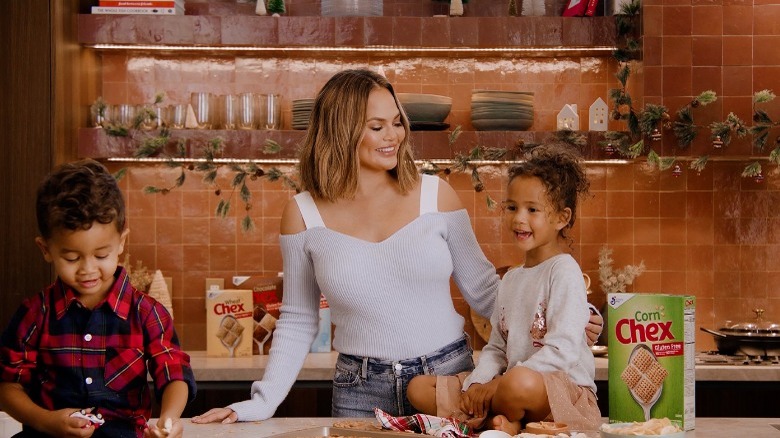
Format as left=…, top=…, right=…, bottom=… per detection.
left=407, top=145, right=601, bottom=433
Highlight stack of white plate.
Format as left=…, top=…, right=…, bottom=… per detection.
left=292, top=98, right=315, bottom=130
left=471, top=90, right=534, bottom=131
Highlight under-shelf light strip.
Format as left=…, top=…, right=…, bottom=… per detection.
left=89, top=44, right=617, bottom=54
left=107, top=157, right=631, bottom=165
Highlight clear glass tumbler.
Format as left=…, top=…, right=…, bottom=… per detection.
left=112, top=104, right=137, bottom=128
left=259, top=93, right=281, bottom=130
left=190, top=92, right=213, bottom=129
left=237, top=92, right=257, bottom=130
left=215, top=94, right=238, bottom=130
left=170, top=104, right=187, bottom=129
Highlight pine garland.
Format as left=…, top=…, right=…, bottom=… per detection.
left=267, top=0, right=285, bottom=14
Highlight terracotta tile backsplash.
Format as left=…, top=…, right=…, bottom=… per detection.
left=108, top=161, right=780, bottom=353
left=88, top=1, right=780, bottom=353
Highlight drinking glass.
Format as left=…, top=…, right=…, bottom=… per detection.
left=89, top=102, right=111, bottom=127
left=259, top=93, right=281, bottom=130
left=237, top=92, right=257, bottom=130
left=217, top=94, right=238, bottom=130
left=112, top=104, right=137, bottom=128
left=139, top=104, right=162, bottom=130
left=190, top=92, right=213, bottom=129
left=170, top=104, right=187, bottom=129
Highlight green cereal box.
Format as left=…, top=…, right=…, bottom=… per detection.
left=607, top=293, right=696, bottom=431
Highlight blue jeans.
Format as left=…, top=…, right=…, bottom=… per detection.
left=331, top=336, right=475, bottom=417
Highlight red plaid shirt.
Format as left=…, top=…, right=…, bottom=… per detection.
left=0, top=267, right=196, bottom=437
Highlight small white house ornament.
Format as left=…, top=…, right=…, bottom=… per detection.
left=557, top=104, right=579, bottom=130
left=589, top=97, right=608, bottom=131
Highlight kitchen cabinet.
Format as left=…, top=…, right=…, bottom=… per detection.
left=74, top=4, right=625, bottom=162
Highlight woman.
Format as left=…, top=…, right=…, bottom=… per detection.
left=192, top=69, right=601, bottom=423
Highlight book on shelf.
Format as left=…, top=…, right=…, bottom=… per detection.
left=98, top=0, right=184, bottom=7
left=91, top=5, right=184, bottom=14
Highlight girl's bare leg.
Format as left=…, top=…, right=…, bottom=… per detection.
left=491, top=366, right=551, bottom=426
left=407, top=375, right=439, bottom=414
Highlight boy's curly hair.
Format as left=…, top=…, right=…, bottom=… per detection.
left=36, top=159, right=126, bottom=239
left=507, top=144, right=590, bottom=241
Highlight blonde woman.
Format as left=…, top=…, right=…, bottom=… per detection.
left=192, top=69, right=602, bottom=423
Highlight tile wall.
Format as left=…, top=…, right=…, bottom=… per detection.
left=96, top=1, right=780, bottom=352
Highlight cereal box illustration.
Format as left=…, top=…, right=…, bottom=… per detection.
left=607, top=293, right=696, bottom=431
left=206, top=289, right=254, bottom=357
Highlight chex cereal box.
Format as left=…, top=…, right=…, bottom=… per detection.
left=607, top=293, right=696, bottom=431
left=206, top=288, right=254, bottom=357
left=232, top=276, right=283, bottom=354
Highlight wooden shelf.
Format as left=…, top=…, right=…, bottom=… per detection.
left=78, top=14, right=618, bottom=56
left=77, top=10, right=625, bottom=161
left=79, top=127, right=612, bottom=161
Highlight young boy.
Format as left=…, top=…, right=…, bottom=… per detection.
left=0, top=159, right=196, bottom=438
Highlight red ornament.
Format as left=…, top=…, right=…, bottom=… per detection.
left=672, top=164, right=682, bottom=177
left=755, top=172, right=764, bottom=183
left=651, top=128, right=662, bottom=142
left=604, top=143, right=616, bottom=155
left=712, top=135, right=723, bottom=149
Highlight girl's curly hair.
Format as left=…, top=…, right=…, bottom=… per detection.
left=506, top=144, right=590, bottom=243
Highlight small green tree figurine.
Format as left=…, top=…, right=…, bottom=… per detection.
left=267, top=0, right=285, bottom=14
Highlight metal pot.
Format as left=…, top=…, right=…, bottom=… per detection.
left=700, top=309, right=780, bottom=356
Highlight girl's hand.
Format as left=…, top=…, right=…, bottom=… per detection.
left=190, top=407, right=237, bottom=424
left=459, top=380, right=498, bottom=419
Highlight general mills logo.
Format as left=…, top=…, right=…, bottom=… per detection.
left=610, top=296, right=617, bottom=305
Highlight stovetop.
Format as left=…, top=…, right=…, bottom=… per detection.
left=695, top=351, right=780, bottom=366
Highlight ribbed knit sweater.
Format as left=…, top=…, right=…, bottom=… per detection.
left=229, top=176, right=499, bottom=421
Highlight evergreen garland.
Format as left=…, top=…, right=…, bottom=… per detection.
left=267, top=0, right=285, bottom=14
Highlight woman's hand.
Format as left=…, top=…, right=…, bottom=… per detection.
left=190, top=407, right=237, bottom=424
left=585, top=309, right=603, bottom=346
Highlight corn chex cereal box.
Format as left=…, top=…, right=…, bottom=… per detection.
left=607, top=293, right=696, bottom=431
left=206, top=289, right=254, bottom=358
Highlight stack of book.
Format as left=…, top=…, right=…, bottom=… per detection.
left=91, top=0, right=185, bottom=15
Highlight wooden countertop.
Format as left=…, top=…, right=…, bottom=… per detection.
left=1, top=412, right=778, bottom=437
left=188, top=351, right=780, bottom=383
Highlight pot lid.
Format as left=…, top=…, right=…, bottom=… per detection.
left=721, top=309, right=780, bottom=334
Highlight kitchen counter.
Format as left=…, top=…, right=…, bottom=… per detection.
left=1, top=412, right=778, bottom=437
left=188, top=351, right=780, bottom=383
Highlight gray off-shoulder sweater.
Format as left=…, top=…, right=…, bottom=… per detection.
left=229, top=174, right=499, bottom=421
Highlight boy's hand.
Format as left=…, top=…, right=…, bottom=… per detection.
left=144, top=417, right=182, bottom=438
left=40, top=408, right=97, bottom=437
left=459, top=380, right=498, bottom=419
